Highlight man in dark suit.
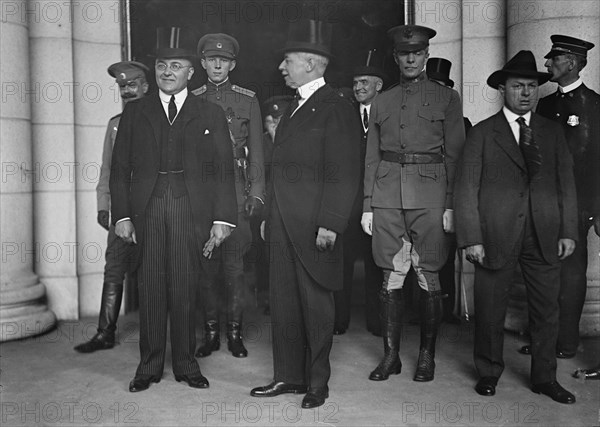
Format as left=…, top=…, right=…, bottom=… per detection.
left=519, top=35, right=600, bottom=361
left=332, top=56, right=385, bottom=336
left=250, top=19, right=361, bottom=409
left=74, top=61, right=148, bottom=353
left=110, top=27, right=237, bottom=393
left=455, top=50, right=578, bottom=403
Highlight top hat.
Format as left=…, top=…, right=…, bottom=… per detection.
left=487, top=50, right=551, bottom=89
left=107, top=61, right=149, bottom=84
left=154, top=27, right=196, bottom=59
left=197, top=33, right=239, bottom=60
left=263, top=95, right=294, bottom=119
left=387, top=25, right=436, bottom=52
left=353, top=49, right=387, bottom=83
left=282, top=19, right=333, bottom=58
left=544, top=34, right=595, bottom=58
left=426, top=57, right=454, bottom=88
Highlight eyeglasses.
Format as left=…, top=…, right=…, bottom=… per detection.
left=155, top=62, right=191, bottom=72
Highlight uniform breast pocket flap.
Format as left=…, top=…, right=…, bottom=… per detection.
left=418, top=109, right=445, bottom=122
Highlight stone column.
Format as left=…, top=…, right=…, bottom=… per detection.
left=505, top=0, right=600, bottom=336
left=1, top=0, right=55, bottom=341
left=28, top=0, right=79, bottom=320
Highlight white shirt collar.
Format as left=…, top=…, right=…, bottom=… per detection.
left=297, top=77, right=326, bottom=102
left=159, top=88, right=188, bottom=121
left=503, top=107, right=531, bottom=126
left=559, top=77, right=583, bottom=93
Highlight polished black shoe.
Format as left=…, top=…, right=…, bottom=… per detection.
left=195, top=322, right=220, bottom=358
left=129, top=375, right=160, bottom=393
left=250, top=381, right=308, bottom=397
left=518, top=344, right=532, bottom=355
left=227, top=322, right=248, bottom=358
left=531, top=381, right=575, bottom=404
left=475, top=377, right=498, bottom=396
left=301, top=387, right=329, bottom=409
left=413, top=349, right=435, bottom=382
left=74, top=334, right=115, bottom=353
left=369, top=353, right=402, bottom=381
left=175, top=373, right=209, bottom=389
left=333, top=327, right=346, bottom=335
left=556, top=349, right=576, bottom=359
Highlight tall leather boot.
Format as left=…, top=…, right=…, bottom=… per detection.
left=74, top=282, right=123, bottom=353
left=227, top=275, right=248, bottom=357
left=195, top=320, right=220, bottom=357
left=413, top=289, right=443, bottom=382
left=369, top=289, right=403, bottom=381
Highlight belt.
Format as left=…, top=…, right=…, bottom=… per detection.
left=158, top=170, right=184, bottom=174
left=381, top=152, right=443, bottom=164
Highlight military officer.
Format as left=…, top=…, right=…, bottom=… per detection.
left=74, top=61, right=149, bottom=353
left=361, top=25, right=465, bottom=383
left=519, top=35, right=600, bottom=360
left=193, top=33, right=265, bottom=358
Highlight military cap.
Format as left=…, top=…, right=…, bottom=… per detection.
left=487, top=50, right=551, bottom=89
left=197, top=33, right=239, bottom=60
left=544, top=34, right=595, bottom=58
left=107, top=61, right=149, bottom=84
left=263, top=95, right=293, bottom=119
left=154, top=27, right=196, bottom=59
left=282, top=19, right=333, bottom=58
left=426, top=57, right=454, bottom=88
left=388, top=25, right=436, bottom=52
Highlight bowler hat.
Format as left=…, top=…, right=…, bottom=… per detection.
left=544, top=34, right=595, bottom=58
left=282, top=19, right=333, bottom=58
left=487, top=50, right=551, bottom=89
left=388, top=25, right=436, bottom=52
left=154, top=27, right=196, bottom=59
left=197, top=33, right=239, bottom=60
left=426, top=58, right=454, bottom=88
left=107, top=61, right=149, bottom=83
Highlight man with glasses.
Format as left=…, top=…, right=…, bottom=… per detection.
left=193, top=33, right=265, bottom=359
left=74, top=61, right=148, bottom=354
left=110, top=27, right=237, bottom=393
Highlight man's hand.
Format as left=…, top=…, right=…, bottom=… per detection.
left=202, top=224, right=233, bottom=258
left=361, top=212, right=373, bottom=236
left=558, top=238, right=576, bottom=260
left=244, top=196, right=263, bottom=218
left=115, top=220, right=137, bottom=244
left=465, top=244, right=485, bottom=264
left=443, top=209, right=454, bottom=233
left=316, top=227, right=337, bottom=251
left=97, top=210, right=110, bottom=231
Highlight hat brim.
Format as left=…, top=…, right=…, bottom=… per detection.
left=487, top=70, right=551, bottom=89
left=201, top=50, right=236, bottom=60
left=280, top=42, right=334, bottom=58
left=427, top=72, right=454, bottom=88
left=394, top=42, right=429, bottom=52
left=152, top=48, right=197, bottom=60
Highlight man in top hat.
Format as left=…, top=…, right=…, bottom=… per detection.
left=74, top=61, right=149, bottom=354
left=110, top=27, right=237, bottom=392
left=332, top=52, right=385, bottom=337
left=518, top=35, right=600, bottom=366
left=454, top=50, right=578, bottom=403
left=361, top=25, right=465, bottom=383
left=192, top=33, right=265, bottom=359
left=250, top=19, right=361, bottom=409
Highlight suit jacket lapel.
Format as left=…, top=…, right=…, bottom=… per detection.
left=492, top=111, right=527, bottom=172
left=276, top=85, right=331, bottom=145
left=141, top=93, right=164, bottom=152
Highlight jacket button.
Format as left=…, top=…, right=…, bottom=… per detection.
left=400, top=124, right=406, bottom=129
left=401, top=105, right=407, bottom=110
left=518, top=213, right=524, bottom=218
left=401, top=144, right=406, bottom=149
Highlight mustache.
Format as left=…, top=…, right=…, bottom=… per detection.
left=121, top=93, right=137, bottom=99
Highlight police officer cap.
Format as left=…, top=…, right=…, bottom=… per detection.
left=197, top=33, right=239, bottom=60
left=107, top=61, right=149, bottom=84
left=388, top=25, right=436, bottom=52
left=544, top=34, right=595, bottom=58
left=264, top=95, right=293, bottom=119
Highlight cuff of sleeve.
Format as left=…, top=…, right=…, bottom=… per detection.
left=214, top=221, right=236, bottom=228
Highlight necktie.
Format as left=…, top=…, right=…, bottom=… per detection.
left=516, top=116, right=542, bottom=178
left=168, top=95, right=177, bottom=123
left=288, top=91, right=300, bottom=117
left=363, top=108, right=369, bottom=130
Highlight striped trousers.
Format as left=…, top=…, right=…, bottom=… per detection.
left=136, top=185, right=202, bottom=377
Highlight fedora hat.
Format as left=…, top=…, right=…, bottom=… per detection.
left=487, top=50, right=551, bottom=89
left=426, top=57, right=454, bottom=88
left=154, top=27, right=196, bottom=59
left=281, top=19, right=333, bottom=58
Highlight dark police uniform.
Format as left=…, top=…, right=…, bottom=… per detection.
left=536, top=35, right=600, bottom=356
left=193, top=33, right=265, bottom=358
